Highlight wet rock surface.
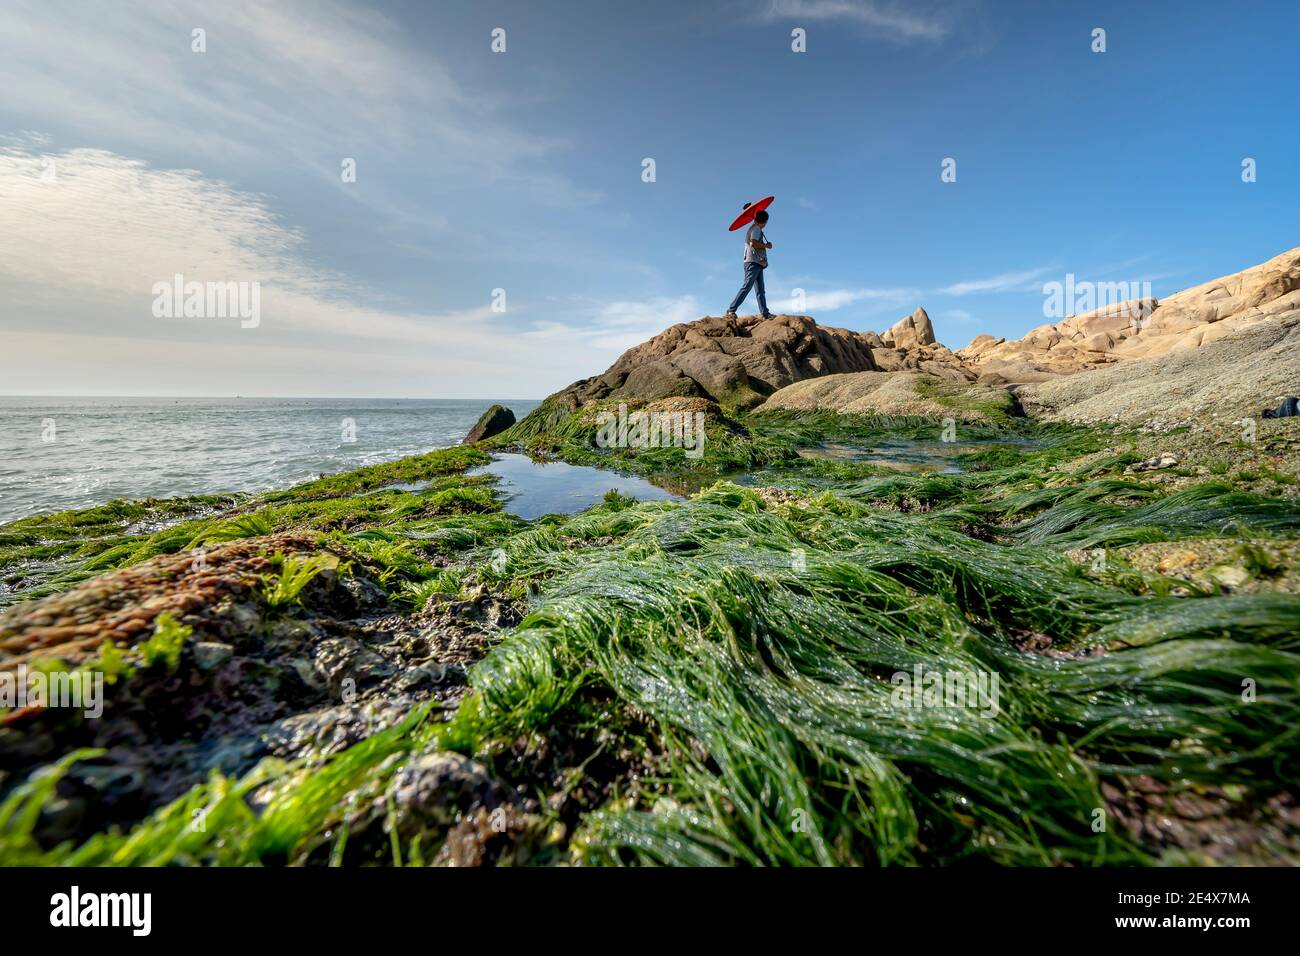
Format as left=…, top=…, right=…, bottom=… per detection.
left=1126, top=451, right=1179, bottom=473
left=1071, top=537, right=1300, bottom=596
left=0, top=532, right=511, bottom=850
left=286, top=747, right=545, bottom=866
left=464, top=404, right=516, bottom=444
left=0, top=533, right=308, bottom=667
left=1102, top=775, right=1300, bottom=865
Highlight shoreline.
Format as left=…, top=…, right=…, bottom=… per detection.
left=3, top=402, right=1298, bottom=865
left=0, top=397, right=542, bottom=525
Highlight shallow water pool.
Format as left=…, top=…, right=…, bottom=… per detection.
left=796, top=437, right=1044, bottom=473
left=469, top=453, right=681, bottom=519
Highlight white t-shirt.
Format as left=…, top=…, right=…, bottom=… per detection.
left=744, top=223, right=767, bottom=266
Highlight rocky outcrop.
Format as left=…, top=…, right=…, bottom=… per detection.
left=548, top=314, right=877, bottom=410
left=869, top=337, right=977, bottom=382
left=464, top=404, right=516, bottom=443
left=1020, top=312, right=1300, bottom=427
left=756, top=371, right=1012, bottom=422
left=527, top=247, right=1300, bottom=420
left=959, top=247, right=1300, bottom=382
left=881, top=307, right=936, bottom=350
left=862, top=307, right=980, bottom=383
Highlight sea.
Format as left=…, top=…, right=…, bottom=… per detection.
left=0, top=397, right=540, bottom=524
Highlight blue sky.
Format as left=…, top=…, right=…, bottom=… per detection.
left=1, top=0, right=1296, bottom=398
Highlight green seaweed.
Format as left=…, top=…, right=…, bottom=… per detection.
left=3, top=408, right=1299, bottom=868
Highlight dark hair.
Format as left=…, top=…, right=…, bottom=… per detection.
left=754, top=210, right=769, bottom=223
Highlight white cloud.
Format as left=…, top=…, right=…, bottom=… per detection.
left=938, top=267, right=1053, bottom=296
left=760, top=0, right=954, bottom=42
left=525, top=296, right=704, bottom=354
left=0, top=130, right=51, bottom=147
left=768, top=265, right=1055, bottom=320
left=0, top=330, right=501, bottom=398
left=0, top=146, right=492, bottom=342
left=595, top=296, right=704, bottom=330
left=0, top=145, right=608, bottom=396
left=0, top=0, right=591, bottom=204
left=771, top=287, right=911, bottom=312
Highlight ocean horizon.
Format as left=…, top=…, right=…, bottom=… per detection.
left=0, top=396, right=540, bottom=523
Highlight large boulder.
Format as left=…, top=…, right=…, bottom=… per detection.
left=614, top=361, right=702, bottom=402
left=464, top=404, right=516, bottom=443
left=867, top=308, right=977, bottom=383
left=881, top=308, right=936, bottom=350
left=661, top=348, right=766, bottom=407
left=548, top=314, right=878, bottom=411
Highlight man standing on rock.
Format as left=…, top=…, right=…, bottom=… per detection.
left=724, top=209, right=774, bottom=319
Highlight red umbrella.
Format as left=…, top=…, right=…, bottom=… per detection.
left=728, top=195, right=774, bottom=231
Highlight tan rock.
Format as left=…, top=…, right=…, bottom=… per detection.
left=1020, top=312, right=1300, bottom=426
left=871, top=348, right=908, bottom=372
left=962, top=334, right=1003, bottom=356
left=881, top=307, right=936, bottom=350
left=1082, top=331, right=1116, bottom=352
left=1144, top=312, right=1202, bottom=333
left=1068, top=299, right=1155, bottom=337
left=951, top=247, right=1300, bottom=380
left=755, top=371, right=1010, bottom=421
left=1157, top=549, right=1201, bottom=573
